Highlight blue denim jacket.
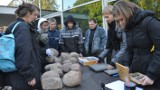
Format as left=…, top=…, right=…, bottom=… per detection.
left=84, top=26, right=107, bottom=54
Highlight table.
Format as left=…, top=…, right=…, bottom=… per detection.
left=63, top=65, right=159, bottom=90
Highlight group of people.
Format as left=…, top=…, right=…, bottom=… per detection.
left=0, top=0, right=160, bottom=90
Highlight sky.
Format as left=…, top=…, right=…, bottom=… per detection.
left=56, top=0, right=77, bottom=10
left=0, top=0, right=12, bottom=6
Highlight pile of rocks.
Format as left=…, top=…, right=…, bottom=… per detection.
left=41, top=50, right=82, bottom=90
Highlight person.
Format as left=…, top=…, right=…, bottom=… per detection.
left=37, top=18, right=53, bottom=72
left=84, top=19, right=107, bottom=57
left=112, top=1, right=160, bottom=88
left=48, top=18, right=60, bottom=51
left=101, top=5, right=127, bottom=69
left=0, top=26, right=4, bottom=37
left=4, top=3, right=42, bottom=90
left=59, top=15, right=83, bottom=54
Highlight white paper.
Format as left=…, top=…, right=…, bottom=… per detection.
left=105, top=80, right=143, bottom=90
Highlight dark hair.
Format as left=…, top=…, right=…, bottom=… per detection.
left=15, top=2, right=39, bottom=17
left=89, top=19, right=97, bottom=23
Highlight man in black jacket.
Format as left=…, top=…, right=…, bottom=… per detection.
left=59, top=15, right=83, bottom=55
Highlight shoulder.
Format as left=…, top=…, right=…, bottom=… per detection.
left=97, top=26, right=104, bottom=31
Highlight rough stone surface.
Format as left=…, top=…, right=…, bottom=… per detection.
left=71, top=63, right=81, bottom=71
left=63, top=71, right=82, bottom=87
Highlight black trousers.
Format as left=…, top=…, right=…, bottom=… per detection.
left=4, top=71, right=42, bottom=90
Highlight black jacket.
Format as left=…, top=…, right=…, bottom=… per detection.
left=4, top=18, right=42, bottom=89
left=59, top=15, right=83, bottom=53
left=106, top=20, right=121, bottom=51
left=124, top=8, right=160, bottom=87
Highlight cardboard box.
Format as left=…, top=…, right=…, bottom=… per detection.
left=78, top=57, right=99, bottom=66
left=116, top=63, right=144, bottom=85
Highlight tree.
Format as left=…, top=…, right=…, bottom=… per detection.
left=34, top=0, right=58, bottom=11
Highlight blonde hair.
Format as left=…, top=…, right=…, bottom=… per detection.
left=102, top=5, right=113, bottom=14
left=48, top=18, right=57, bottom=24
left=113, top=1, right=140, bottom=28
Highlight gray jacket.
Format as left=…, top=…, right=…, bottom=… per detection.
left=111, top=29, right=127, bottom=64
left=84, top=26, right=107, bottom=54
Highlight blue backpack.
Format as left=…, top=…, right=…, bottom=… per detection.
left=0, top=22, right=21, bottom=72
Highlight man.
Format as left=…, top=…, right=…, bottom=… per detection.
left=48, top=18, right=60, bottom=51
left=59, top=15, right=83, bottom=54
left=84, top=19, right=107, bottom=57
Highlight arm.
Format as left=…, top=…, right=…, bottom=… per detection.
left=110, top=31, right=127, bottom=67
left=15, top=26, right=36, bottom=82
left=59, top=30, right=67, bottom=52
left=146, top=18, right=160, bottom=81
left=78, top=28, right=83, bottom=54
left=100, top=28, right=107, bottom=51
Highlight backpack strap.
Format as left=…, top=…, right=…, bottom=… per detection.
left=11, top=22, right=21, bottom=33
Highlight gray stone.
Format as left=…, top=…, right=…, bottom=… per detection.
left=63, top=71, right=82, bottom=87
left=71, top=64, right=81, bottom=71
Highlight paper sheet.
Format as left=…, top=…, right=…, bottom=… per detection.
left=105, top=80, right=143, bottom=90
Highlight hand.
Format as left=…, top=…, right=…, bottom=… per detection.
left=46, top=49, right=54, bottom=57
left=28, top=78, right=36, bottom=87
left=107, top=65, right=115, bottom=70
left=140, top=75, right=154, bottom=86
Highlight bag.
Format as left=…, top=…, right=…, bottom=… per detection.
left=0, top=22, right=21, bottom=72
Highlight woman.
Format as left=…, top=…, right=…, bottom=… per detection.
left=113, top=1, right=160, bottom=88
left=4, top=3, right=42, bottom=90
left=101, top=5, right=127, bottom=69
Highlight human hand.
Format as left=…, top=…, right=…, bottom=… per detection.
left=28, top=78, right=36, bottom=87
left=140, top=75, right=154, bottom=86
left=107, top=65, right=115, bottom=70
left=46, top=49, right=54, bottom=57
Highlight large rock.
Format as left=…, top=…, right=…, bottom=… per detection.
left=50, top=48, right=59, bottom=57
left=46, top=56, right=57, bottom=63
left=41, top=71, right=62, bottom=90
left=70, top=57, right=78, bottom=64
left=62, top=60, right=72, bottom=64
left=45, top=63, right=63, bottom=76
left=60, top=52, right=72, bottom=62
left=62, top=62, right=72, bottom=73
left=70, top=52, right=80, bottom=59
left=63, top=71, right=82, bottom=87
left=71, top=64, right=81, bottom=71
left=54, top=57, right=62, bottom=64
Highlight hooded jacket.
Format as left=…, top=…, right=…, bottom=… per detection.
left=124, top=8, right=160, bottom=88
left=4, top=18, right=42, bottom=89
left=59, top=15, right=83, bottom=53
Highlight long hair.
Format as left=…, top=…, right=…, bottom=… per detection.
left=112, top=1, right=140, bottom=28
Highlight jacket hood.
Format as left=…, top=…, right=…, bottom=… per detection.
left=125, top=8, right=155, bottom=30
left=37, top=18, right=48, bottom=32
left=64, top=15, right=76, bottom=27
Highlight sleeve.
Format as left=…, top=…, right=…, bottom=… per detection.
left=15, top=26, right=36, bottom=82
left=78, top=28, right=84, bottom=54
left=146, top=18, right=160, bottom=81
left=110, top=31, right=127, bottom=66
left=59, top=30, right=67, bottom=52
left=84, top=30, right=88, bottom=53
left=106, top=30, right=112, bottom=49
left=100, top=28, right=107, bottom=51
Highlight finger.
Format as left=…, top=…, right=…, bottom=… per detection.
left=141, top=79, right=147, bottom=86
left=28, top=81, right=31, bottom=85
left=140, top=77, right=145, bottom=83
